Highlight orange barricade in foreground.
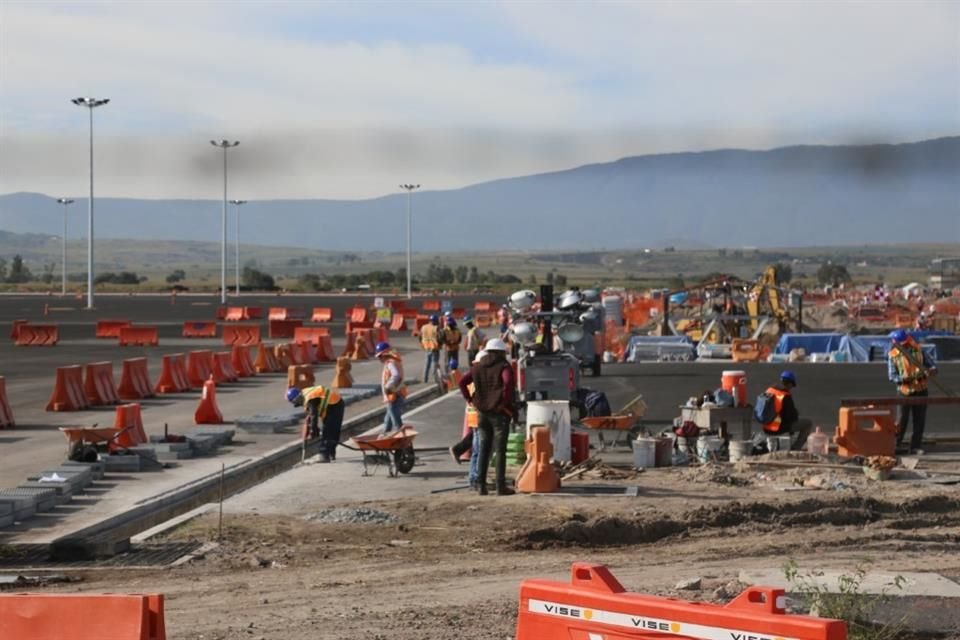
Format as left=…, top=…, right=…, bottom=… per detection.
left=194, top=380, right=224, bottom=424
left=212, top=352, right=239, bottom=383
left=113, top=402, right=149, bottom=449
left=834, top=406, right=897, bottom=458
left=222, top=324, right=261, bottom=346
left=118, top=358, right=155, bottom=400
left=83, top=361, right=120, bottom=406
left=0, top=592, right=166, bottom=640
left=46, top=365, right=89, bottom=411
left=182, top=321, right=217, bottom=338
left=231, top=345, right=257, bottom=377
left=268, top=319, right=303, bottom=339
left=254, top=343, right=282, bottom=373
left=515, top=563, right=846, bottom=640
left=95, top=319, right=132, bottom=338
left=118, top=326, right=159, bottom=347
left=311, top=307, right=333, bottom=322
left=10, top=318, right=28, bottom=340
left=186, top=350, right=214, bottom=388
left=155, top=354, right=192, bottom=394
left=15, top=324, right=59, bottom=346
left=0, top=376, right=15, bottom=428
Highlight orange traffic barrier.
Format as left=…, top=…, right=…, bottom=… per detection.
left=113, top=402, right=149, bottom=449
left=254, top=343, right=282, bottom=373
left=515, top=563, right=845, bottom=640
left=46, top=365, right=89, bottom=412
left=269, top=307, right=304, bottom=321
left=452, top=307, right=465, bottom=318
left=297, top=341, right=319, bottom=364
left=0, top=376, right=15, bottom=428
left=411, top=315, right=429, bottom=337
left=222, top=324, right=261, bottom=346
left=15, top=324, right=59, bottom=346
left=10, top=318, right=28, bottom=340
left=118, top=357, right=155, bottom=400
left=475, top=314, right=492, bottom=328
left=186, top=350, right=214, bottom=388
left=269, top=318, right=303, bottom=339
left=223, top=307, right=245, bottom=321
left=346, top=320, right=373, bottom=334
left=216, top=306, right=228, bottom=320
left=0, top=593, right=167, bottom=640
left=332, top=357, right=353, bottom=388
left=95, top=319, right=132, bottom=338
left=212, top=351, right=239, bottom=383
left=311, top=307, right=333, bottom=322
left=278, top=342, right=303, bottom=366
left=293, top=326, right=330, bottom=344
left=401, top=308, right=418, bottom=319
left=316, top=335, right=336, bottom=361
left=273, top=343, right=293, bottom=368
left=243, top=306, right=263, bottom=319
left=83, top=361, right=120, bottom=406
left=118, top=326, right=159, bottom=347
left=423, top=299, right=440, bottom=311
left=286, top=364, right=315, bottom=390
left=348, top=306, right=369, bottom=323
left=515, top=426, right=560, bottom=494
left=350, top=333, right=372, bottom=360
left=194, top=379, right=224, bottom=424
left=389, top=314, right=407, bottom=331
left=731, top=338, right=762, bottom=363
left=182, top=321, right=217, bottom=338
left=474, top=301, right=493, bottom=312
left=231, top=345, right=257, bottom=377
left=834, top=406, right=897, bottom=458
left=154, top=354, right=192, bottom=394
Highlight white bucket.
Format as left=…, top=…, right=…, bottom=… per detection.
left=766, top=435, right=792, bottom=452
left=525, top=400, right=571, bottom=462
left=729, top=440, right=751, bottom=462
left=697, top=436, right=724, bottom=463
left=632, top=437, right=657, bottom=469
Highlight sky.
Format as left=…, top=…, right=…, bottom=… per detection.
left=1, top=0, right=958, bottom=200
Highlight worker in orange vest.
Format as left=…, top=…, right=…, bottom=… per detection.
left=760, top=371, right=811, bottom=451
left=376, top=341, right=407, bottom=434
left=888, top=329, right=937, bottom=453
left=287, top=385, right=344, bottom=462
left=420, top=314, right=441, bottom=383
left=439, top=316, right=462, bottom=378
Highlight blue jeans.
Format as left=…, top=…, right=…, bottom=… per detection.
left=468, top=429, right=481, bottom=485
left=423, top=350, right=439, bottom=383
left=383, top=396, right=405, bottom=433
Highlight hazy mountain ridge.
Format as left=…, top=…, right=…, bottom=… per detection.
left=1, top=137, right=957, bottom=251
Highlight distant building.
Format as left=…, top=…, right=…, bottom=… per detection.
left=929, top=258, right=960, bottom=290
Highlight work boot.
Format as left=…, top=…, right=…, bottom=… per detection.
left=496, top=487, right=515, bottom=496
left=449, top=446, right=461, bottom=465
left=477, top=483, right=489, bottom=496
left=317, top=453, right=331, bottom=463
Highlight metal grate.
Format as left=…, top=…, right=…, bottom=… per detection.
left=0, top=541, right=203, bottom=569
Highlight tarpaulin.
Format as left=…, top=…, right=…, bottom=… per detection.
left=774, top=333, right=846, bottom=355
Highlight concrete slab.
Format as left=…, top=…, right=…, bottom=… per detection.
left=739, top=568, right=960, bottom=598
left=0, top=514, right=13, bottom=529
left=60, top=460, right=105, bottom=481
left=1, top=487, right=58, bottom=512
left=0, top=503, right=11, bottom=517
left=18, top=482, right=72, bottom=505
left=102, top=454, right=142, bottom=473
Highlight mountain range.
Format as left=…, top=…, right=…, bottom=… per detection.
left=1, top=137, right=958, bottom=251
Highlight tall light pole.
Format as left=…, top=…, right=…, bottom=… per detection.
left=399, top=184, right=420, bottom=299
left=230, top=199, right=247, bottom=296
left=55, top=198, right=74, bottom=296
left=71, top=97, right=109, bottom=309
left=210, top=140, right=239, bottom=303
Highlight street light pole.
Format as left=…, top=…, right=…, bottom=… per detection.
left=55, top=198, right=74, bottom=296
left=71, top=97, right=109, bottom=309
left=230, top=199, right=247, bottom=296
left=210, top=140, right=239, bottom=304
left=399, top=184, right=420, bottom=299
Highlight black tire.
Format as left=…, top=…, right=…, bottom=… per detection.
left=592, top=355, right=602, bottom=377
left=394, top=447, right=416, bottom=474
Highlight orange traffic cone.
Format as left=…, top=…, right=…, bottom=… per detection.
left=194, top=379, right=224, bottom=424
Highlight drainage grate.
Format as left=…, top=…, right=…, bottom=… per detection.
left=0, top=541, right=203, bottom=569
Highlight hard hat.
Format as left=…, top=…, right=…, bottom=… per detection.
left=889, top=329, right=908, bottom=343
left=463, top=315, right=473, bottom=324
left=443, top=310, right=453, bottom=317
left=429, top=314, right=439, bottom=322
left=485, top=338, right=509, bottom=352
left=375, top=341, right=392, bottom=356
left=473, top=349, right=488, bottom=363
left=285, top=387, right=303, bottom=404
left=446, top=316, right=457, bottom=326
left=780, top=370, right=798, bottom=386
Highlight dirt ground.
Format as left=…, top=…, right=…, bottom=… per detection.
left=39, top=456, right=960, bottom=640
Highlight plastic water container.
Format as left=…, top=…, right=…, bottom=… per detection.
left=729, top=440, right=752, bottom=462
left=806, top=426, right=830, bottom=456
left=526, top=400, right=571, bottom=462
left=632, top=437, right=657, bottom=469
left=696, top=436, right=724, bottom=462
left=721, top=370, right=748, bottom=407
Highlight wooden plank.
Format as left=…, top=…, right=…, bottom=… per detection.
left=839, top=397, right=960, bottom=407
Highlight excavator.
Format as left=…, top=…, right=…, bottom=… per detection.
left=746, top=266, right=799, bottom=334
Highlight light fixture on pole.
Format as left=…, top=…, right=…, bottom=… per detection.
left=55, top=198, right=74, bottom=296
left=399, top=184, right=420, bottom=299
left=71, top=97, right=109, bottom=309
left=210, top=139, right=239, bottom=303
left=229, top=199, right=247, bottom=296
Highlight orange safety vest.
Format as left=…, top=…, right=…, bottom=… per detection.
left=420, top=324, right=439, bottom=351
left=302, top=385, right=341, bottom=420
left=381, top=356, right=408, bottom=402
left=763, top=386, right=788, bottom=433
left=465, top=382, right=478, bottom=427
left=888, top=340, right=928, bottom=395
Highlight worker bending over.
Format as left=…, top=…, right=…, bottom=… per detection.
left=287, top=385, right=344, bottom=463
left=760, top=371, right=812, bottom=451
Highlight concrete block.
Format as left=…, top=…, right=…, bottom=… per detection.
left=154, top=448, right=194, bottom=461
left=2, top=487, right=58, bottom=512
left=103, top=454, right=142, bottom=472
left=0, top=502, right=11, bottom=517
left=126, top=446, right=159, bottom=461
left=0, top=513, right=14, bottom=529
left=192, top=426, right=235, bottom=445
left=28, top=468, right=92, bottom=491
left=235, top=410, right=301, bottom=434
left=61, top=460, right=105, bottom=480
left=146, top=441, right=191, bottom=453
left=18, top=482, right=72, bottom=506
left=186, top=435, right=217, bottom=455
left=0, top=494, right=38, bottom=518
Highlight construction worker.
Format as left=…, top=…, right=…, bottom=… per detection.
left=420, top=314, right=441, bottom=383
left=439, top=316, right=462, bottom=377
left=286, top=385, right=344, bottom=463
left=449, top=350, right=486, bottom=489
left=760, top=371, right=812, bottom=451
left=376, top=341, right=407, bottom=434
left=463, top=316, right=486, bottom=364
left=457, top=339, right=516, bottom=495
left=497, top=304, right=511, bottom=338
left=888, top=329, right=938, bottom=453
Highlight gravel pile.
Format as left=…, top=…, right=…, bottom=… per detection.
left=304, top=507, right=398, bottom=525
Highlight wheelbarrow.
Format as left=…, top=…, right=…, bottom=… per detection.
left=346, top=426, right=418, bottom=477
left=58, top=424, right=137, bottom=462
left=578, top=394, right=647, bottom=449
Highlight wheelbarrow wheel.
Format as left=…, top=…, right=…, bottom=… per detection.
left=394, top=447, right=416, bottom=474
